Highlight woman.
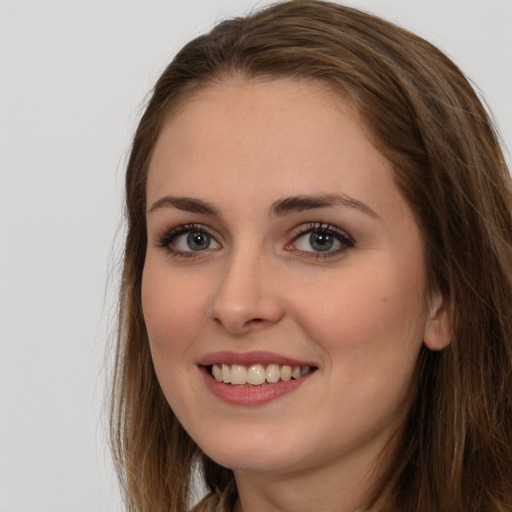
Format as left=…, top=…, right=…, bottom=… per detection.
left=110, top=1, right=512, bottom=511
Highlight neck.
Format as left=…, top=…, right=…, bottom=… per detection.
left=232, top=445, right=386, bottom=512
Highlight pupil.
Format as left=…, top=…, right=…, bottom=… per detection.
left=187, top=232, right=210, bottom=250
left=310, top=231, right=333, bottom=251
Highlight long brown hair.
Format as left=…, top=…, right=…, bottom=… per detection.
left=110, top=1, right=512, bottom=510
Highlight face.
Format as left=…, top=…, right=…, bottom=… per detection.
left=142, top=78, right=445, bottom=481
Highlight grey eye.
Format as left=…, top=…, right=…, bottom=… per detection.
left=173, top=231, right=221, bottom=252
left=308, top=231, right=336, bottom=251
left=295, top=230, right=342, bottom=252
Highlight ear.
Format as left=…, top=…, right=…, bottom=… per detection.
left=423, top=294, right=451, bottom=351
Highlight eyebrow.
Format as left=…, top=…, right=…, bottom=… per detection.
left=148, top=196, right=219, bottom=215
left=147, top=193, right=378, bottom=219
left=271, top=193, right=379, bottom=219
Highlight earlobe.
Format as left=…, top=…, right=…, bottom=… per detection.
left=423, top=295, right=451, bottom=351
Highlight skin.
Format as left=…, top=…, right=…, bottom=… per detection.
left=142, top=77, right=450, bottom=512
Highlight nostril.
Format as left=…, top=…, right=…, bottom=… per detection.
left=211, top=316, right=270, bottom=335
left=212, top=316, right=263, bottom=327
left=244, top=318, right=264, bottom=327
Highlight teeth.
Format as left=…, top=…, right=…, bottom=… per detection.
left=221, top=363, right=231, bottom=383
left=211, top=363, right=313, bottom=385
left=212, top=364, right=222, bottom=381
left=247, top=364, right=266, bottom=385
left=230, top=364, right=247, bottom=385
left=280, top=365, right=291, bottom=381
left=266, top=363, right=280, bottom=383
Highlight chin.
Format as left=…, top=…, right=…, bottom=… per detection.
left=197, top=429, right=305, bottom=474
left=208, top=450, right=303, bottom=475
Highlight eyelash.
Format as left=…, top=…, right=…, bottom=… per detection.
left=156, top=222, right=355, bottom=259
left=157, top=223, right=218, bottom=257
left=287, top=222, right=355, bottom=260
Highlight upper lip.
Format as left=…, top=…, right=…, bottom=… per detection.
left=197, top=350, right=316, bottom=368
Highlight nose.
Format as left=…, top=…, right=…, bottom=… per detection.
left=208, top=248, right=285, bottom=335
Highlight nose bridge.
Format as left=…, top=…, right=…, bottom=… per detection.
left=209, top=242, right=283, bottom=334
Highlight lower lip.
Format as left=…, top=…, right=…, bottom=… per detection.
left=200, top=366, right=313, bottom=406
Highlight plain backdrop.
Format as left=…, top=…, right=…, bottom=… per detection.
left=1, top=0, right=511, bottom=511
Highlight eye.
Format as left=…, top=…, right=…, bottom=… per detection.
left=289, top=223, right=354, bottom=257
left=173, top=230, right=220, bottom=252
left=158, top=224, right=221, bottom=255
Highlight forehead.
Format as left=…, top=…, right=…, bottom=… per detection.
left=147, top=77, right=389, bottom=200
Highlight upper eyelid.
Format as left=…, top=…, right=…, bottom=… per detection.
left=156, top=223, right=220, bottom=247
left=288, top=222, right=355, bottom=255
left=292, top=222, right=354, bottom=241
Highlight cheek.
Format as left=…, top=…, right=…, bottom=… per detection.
left=141, top=261, right=209, bottom=412
left=288, top=264, right=426, bottom=366
left=291, top=271, right=425, bottom=433
left=306, top=271, right=422, bottom=323
left=141, top=261, right=205, bottom=362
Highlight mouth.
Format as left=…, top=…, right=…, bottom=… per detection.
left=198, top=351, right=317, bottom=405
left=207, top=363, right=316, bottom=386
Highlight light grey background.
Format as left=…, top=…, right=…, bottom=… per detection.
left=1, top=1, right=510, bottom=511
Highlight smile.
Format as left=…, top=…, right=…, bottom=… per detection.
left=198, top=351, right=318, bottom=405
left=209, top=363, right=314, bottom=386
